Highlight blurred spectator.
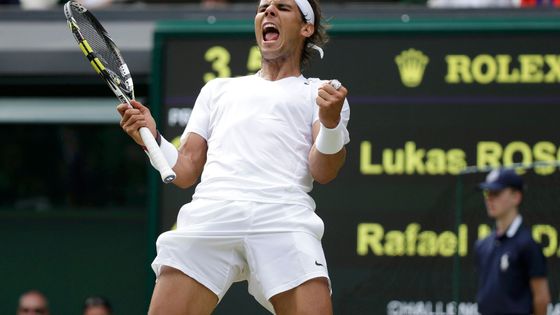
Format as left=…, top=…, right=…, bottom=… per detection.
left=11, top=0, right=123, bottom=9
left=19, top=0, right=58, bottom=9
left=520, top=0, right=560, bottom=6
left=74, top=0, right=114, bottom=9
left=83, top=296, right=112, bottom=315
left=428, top=0, right=519, bottom=7
left=201, top=0, right=227, bottom=8
left=17, top=290, right=50, bottom=315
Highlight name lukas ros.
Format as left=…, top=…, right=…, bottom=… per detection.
left=360, top=141, right=560, bottom=176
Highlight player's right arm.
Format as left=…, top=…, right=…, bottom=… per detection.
left=117, top=100, right=207, bottom=189
left=117, top=99, right=157, bottom=146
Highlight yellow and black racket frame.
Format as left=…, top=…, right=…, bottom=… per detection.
left=64, top=1, right=135, bottom=104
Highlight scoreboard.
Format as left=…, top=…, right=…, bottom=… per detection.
left=150, top=18, right=560, bottom=314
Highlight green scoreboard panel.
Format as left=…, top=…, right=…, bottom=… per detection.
left=151, top=18, right=560, bottom=314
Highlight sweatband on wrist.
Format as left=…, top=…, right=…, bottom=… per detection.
left=315, top=121, right=344, bottom=154
left=144, top=133, right=178, bottom=168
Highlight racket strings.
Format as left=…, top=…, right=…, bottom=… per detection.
left=70, top=6, right=131, bottom=94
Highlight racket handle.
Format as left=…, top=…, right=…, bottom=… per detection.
left=139, top=127, right=176, bottom=183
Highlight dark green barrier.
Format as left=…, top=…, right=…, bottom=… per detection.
left=0, top=213, right=148, bottom=315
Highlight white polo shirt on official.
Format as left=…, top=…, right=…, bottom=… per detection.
left=181, top=74, right=350, bottom=210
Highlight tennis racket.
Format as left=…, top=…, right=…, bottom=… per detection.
left=64, top=1, right=176, bottom=183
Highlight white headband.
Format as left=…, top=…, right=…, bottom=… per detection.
left=293, top=0, right=325, bottom=59
left=294, top=0, right=314, bottom=24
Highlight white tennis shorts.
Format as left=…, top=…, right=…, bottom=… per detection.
left=151, top=198, right=330, bottom=314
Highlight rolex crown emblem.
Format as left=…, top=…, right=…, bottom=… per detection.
left=395, top=48, right=429, bottom=88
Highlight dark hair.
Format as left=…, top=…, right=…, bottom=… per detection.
left=300, top=0, right=329, bottom=68
left=83, top=296, right=112, bottom=313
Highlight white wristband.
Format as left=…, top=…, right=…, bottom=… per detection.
left=315, top=121, right=344, bottom=154
left=145, top=134, right=178, bottom=169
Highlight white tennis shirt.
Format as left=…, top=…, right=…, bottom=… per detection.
left=181, top=74, right=350, bottom=210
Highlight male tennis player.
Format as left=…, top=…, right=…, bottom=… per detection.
left=117, top=0, right=349, bottom=313
left=475, top=169, right=550, bottom=315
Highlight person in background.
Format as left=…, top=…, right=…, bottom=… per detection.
left=475, top=169, right=550, bottom=315
left=74, top=0, right=114, bottom=8
left=17, top=0, right=56, bottom=9
left=16, top=0, right=117, bottom=10
left=428, top=0, right=519, bottom=7
left=83, top=296, right=112, bottom=315
left=17, top=290, right=50, bottom=315
left=520, top=0, right=560, bottom=6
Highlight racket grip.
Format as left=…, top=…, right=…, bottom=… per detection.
left=139, top=127, right=176, bottom=183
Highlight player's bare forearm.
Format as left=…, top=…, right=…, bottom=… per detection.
left=531, top=277, right=551, bottom=315
left=172, top=133, right=208, bottom=189
left=309, top=146, right=346, bottom=184
left=310, top=120, right=346, bottom=184
left=311, top=81, right=348, bottom=184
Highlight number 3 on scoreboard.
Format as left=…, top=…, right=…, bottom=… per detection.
left=204, top=46, right=231, bottom=83
left=203, top=45, right=262, bottom=83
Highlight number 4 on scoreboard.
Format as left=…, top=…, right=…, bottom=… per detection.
left=203, top=45, right=262, bottom=83
left=246, top=46, right=262, bottom=74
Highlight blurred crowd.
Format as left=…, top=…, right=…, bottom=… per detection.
left=0, top=0, right=559, bottom=10
left=0, top=0, right=121, bottom=9
left=17, top=290, right=113, bottom=315
left=428, top=0, right=560, bottom=7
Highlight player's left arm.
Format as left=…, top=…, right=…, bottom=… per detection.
left=309, top=82, right=349, bottom=184
left=530, top=277, right=550, bottom=315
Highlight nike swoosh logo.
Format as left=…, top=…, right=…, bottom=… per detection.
left=315, top=261, right=324, bottom=266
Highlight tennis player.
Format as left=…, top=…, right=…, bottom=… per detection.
left=475, top=169, right=550, bottom=315
left=117, top=0, right=349, bottom=313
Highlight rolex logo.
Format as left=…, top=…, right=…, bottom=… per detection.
left=395, top=49, right=429, bottom=88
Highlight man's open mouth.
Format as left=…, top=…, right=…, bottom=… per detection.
left=263, top=23, right=280, bottom=42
